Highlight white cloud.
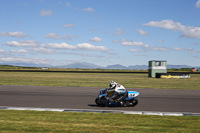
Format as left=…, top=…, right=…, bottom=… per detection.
left=0, top=49, right=28, bottom=55
left=150, top=46, right=168, bottom=51
left=129, top=49, right=145, bottom=52
left=121, top=39, right=149, bottom=47
left=90, top=37, right=103, bottom=42
left=42, top=42, right=109, bottom=51
left=43, top=33, right=78, bottom=40
left=43, top=33, right=62, bottom=39
left=82, top=7, right=94, bottom=12
left=10, top=49, right=28, bottom=53
left=114, top=28, right=123, bottom=36
left=0, top=57, right=50, bottom=65
left=30, top=47, right=54, bottom=54
left=173, top=47, right=199, bottom=53
left=0, top=31, right=27, bottom=38
left=122, top=41, right=144, bottom=46
left=196, top=0, right=200, bottom=8
left=42, top=42, right=76, bottom=49
left=0, top=49, right=5, bottom=53
left=4, top=40, right=38, bottom=47
left=76, top=43, right=109, bottom=51
left=117, top=39, right=169, bottom=52
left=62, top=24, right=74, bottom=28
left=182, top=26, right=200, bottom=39
left=143, top=19, right=200, bottom=39
left=143, top=20, right=184, bottom=30
left=40, top=9, right=52, bottom=16
left=137, top=29, right=148, bottom=35
left=173, top=47, right=185, bottom=51
left=0, top=48, right=30, bottom=57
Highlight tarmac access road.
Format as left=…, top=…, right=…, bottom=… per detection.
left=0, top=85, right=200, bottom=113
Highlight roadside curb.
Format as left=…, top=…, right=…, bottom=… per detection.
left=0, top=106, right=199, bottom=116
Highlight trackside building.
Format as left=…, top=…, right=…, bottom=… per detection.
left=148, top=60, right=167, bottom=78
left=148, top=60, right=190, bottom=79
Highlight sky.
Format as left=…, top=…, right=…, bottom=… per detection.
left=0, top=0, right=200, bottom=67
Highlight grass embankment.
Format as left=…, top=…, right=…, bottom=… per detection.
left=0, top=110, right=199, bottom=132
left=0, top=71, right=199, bottom=90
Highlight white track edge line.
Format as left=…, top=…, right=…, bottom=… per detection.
left=1, top=106, right=200, bottom=116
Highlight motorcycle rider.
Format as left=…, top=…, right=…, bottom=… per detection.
left=107, top=81, right=127, bottom=102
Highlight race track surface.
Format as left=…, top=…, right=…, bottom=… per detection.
left=0, top=85, right=200, bottom=113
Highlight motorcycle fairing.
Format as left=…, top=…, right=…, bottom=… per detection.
left=125, top=91, right=139, bottom=101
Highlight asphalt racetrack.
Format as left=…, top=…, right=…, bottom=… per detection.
left=0, top=85, right=200, bottom=113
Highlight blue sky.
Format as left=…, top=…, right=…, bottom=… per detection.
left=0, top=0, right=200, bottom=67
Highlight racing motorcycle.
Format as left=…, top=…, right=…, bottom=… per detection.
left=95, top=88, right=139, bottom=107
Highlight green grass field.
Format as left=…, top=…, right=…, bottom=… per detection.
left=0, top=70, right=199, bottom=132
left=0, top=71, right=200, bottom=90
left=0, top=110, right=199, bottom=132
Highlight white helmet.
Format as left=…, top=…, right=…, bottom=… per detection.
left=109, top=81, right=117, bottom=89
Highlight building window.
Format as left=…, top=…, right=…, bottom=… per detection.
left=155, top=61, right=165, bottom=66
left=155, top=61, right=161, bottom=66
left=161, top=62, right=165, bottom=66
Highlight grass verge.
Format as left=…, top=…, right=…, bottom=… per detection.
left=0, top=72, right=200, bottom=90
left=0, top=110, right=199, bottom=132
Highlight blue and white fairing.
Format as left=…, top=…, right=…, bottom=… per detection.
left=125, top=91, right=140, bottom=101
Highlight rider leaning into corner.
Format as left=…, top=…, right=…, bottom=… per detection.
left=107, top=81, right=127, bottom=102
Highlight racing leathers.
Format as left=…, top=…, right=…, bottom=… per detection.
left=108, top=83, right=127, bottom=102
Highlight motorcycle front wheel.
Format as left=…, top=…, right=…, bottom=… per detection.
left=95, top=98, right=105, bottom=107
left=131, top=98, right=138, bottom=107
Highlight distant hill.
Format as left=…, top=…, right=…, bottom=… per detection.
left=57, top=62, right=197, bottom=70
left=57, top=62, right=102, bottom=69
left=128, top=65, right=148, bottom=70
left=105, top=64, right=128, bottom=69
left=1, top=62, right=198, bottom=70
left=167, top=65, right=194, bottom=69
